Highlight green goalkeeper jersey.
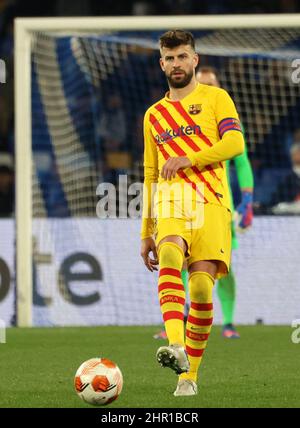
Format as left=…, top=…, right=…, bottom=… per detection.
left=226, top=126, right=254, bottom=212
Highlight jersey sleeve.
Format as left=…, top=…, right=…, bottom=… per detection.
left=140, top=109, right=159, bottom=240
left=143, top=110, right=158, bottom=168
left=188, top=89, right=244, bottom=168
left=215, top=89, right=243, bottom=138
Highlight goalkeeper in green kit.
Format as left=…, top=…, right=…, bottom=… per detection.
left=154, top=65, right=254, bottom=340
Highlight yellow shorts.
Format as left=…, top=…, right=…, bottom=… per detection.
left=155, top=201, right=232, bottom=279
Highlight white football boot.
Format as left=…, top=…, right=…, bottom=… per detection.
left=173, top=379, right=198, bottom=396
left=156, top=344, right=190, bottom=375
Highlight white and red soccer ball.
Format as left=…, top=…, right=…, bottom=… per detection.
left=74, top=358, right=123, bottom=406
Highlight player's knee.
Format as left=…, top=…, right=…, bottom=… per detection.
left=189, top=271, right=214, bottom=302
left=158, top=241, right=184, bottom=268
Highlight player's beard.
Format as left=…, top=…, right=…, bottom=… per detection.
left=166, top=68, right=194, bottom=89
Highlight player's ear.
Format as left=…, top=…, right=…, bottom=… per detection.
left=159, top=57, right=165, bottom=72
left=194, top=53, right=199, bottom=69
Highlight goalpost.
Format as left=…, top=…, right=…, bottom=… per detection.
left=15, top=15, right=300, bottom=327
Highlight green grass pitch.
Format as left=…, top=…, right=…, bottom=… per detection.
left=0, top=326, right=298, bottom=408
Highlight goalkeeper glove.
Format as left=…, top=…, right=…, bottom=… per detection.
left=236, top=191, right=253, bottom=231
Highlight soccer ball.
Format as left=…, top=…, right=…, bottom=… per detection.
left=74, top=358, right=123, bottom=406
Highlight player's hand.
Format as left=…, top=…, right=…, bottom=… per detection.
left=140, top=237, right=158, bottom=272
left=236, top=191, right=253, bottom=232
left=161, top=157, right=192, bottom=180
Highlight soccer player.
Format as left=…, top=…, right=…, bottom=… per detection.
left=140, top=30, right=244, bottom=396
left=196, top=66, right=254, bottom=338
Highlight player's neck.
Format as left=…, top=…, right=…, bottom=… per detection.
left=168, top=78, right=198, bottom=101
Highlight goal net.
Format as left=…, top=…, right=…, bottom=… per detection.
left=12, top=17, right=300, bottom=327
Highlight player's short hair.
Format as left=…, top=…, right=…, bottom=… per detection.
left=195, top=64, right=219, bottom=79
left=159, top=30, right=195, bottom=51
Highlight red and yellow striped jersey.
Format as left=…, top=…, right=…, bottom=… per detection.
left=141, top=83, right=244, bottom=239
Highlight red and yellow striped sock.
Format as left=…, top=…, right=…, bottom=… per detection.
left=180, top=271, right=214, bottom=382
left=158, top=242, right=185, bottom=347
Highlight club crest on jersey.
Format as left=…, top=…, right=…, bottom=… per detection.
left=188, top=104, right=202, bottom=115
